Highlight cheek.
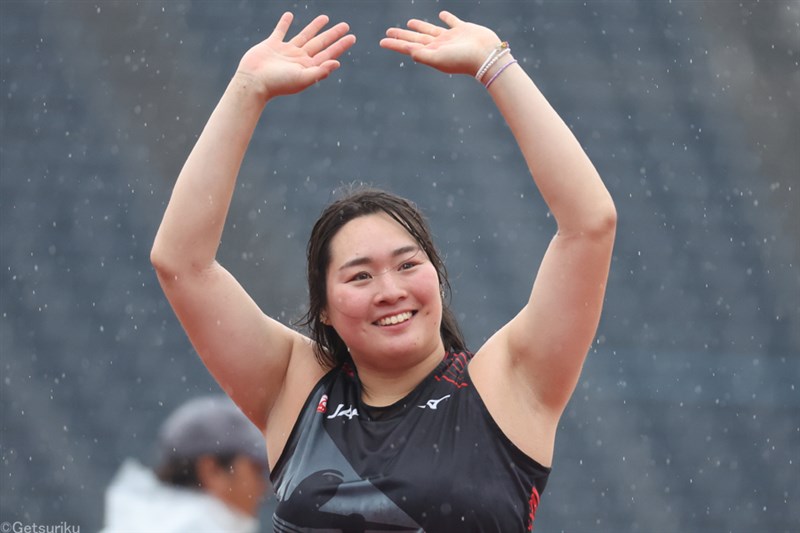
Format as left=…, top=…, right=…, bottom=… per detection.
left=416, top=267, right=442, bottom=303
left=243, top=464, right=267, bottom=490
left=327, top=285, right=370, bottom=319
left=248, top=471, right=267, bottom=491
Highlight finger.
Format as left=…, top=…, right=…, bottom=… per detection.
left=289, top=14, right=330, bottom=47
left=406, top=18, right=444, bottom=37
left=304, top=21, right=351, bottom=57
left=319, top=59, right=341, bottom=75
left=439, top=10, right=463, bottom=28
left=385, top=27, right=434, bottom=45
left=379, top=37, right=423, bottom=56
left=297, top=60, right=341, bottom=89
left=313, top=34, right=357, bottom=64
left=270, top=12, right=294, bottom=41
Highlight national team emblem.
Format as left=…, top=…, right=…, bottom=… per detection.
left=316, top=394, right=328, bottom=413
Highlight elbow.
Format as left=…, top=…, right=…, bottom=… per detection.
left=595, top=199, right=617, bottom=237
left=588, top=186, right=617, bottom=235
left=150, top=236, right=178, bottom=279
left=570, top=198, right=617, bottom=240
left=150, top=243, right=170, bottom=278
left=150, top=237, right=213, bottom=282
left=553, top=182, right=617, bottom=239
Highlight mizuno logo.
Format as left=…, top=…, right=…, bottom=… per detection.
left=418, top=394, right=451, bottom=410
left=327, top=403, right=359, bottom=420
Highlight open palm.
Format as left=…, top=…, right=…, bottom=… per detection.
left=238, top=12, right=356, bottom=98
left=380, top=11, right=501, bottom=76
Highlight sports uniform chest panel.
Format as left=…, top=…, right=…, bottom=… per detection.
left=271, top=352, right=550, bottom=532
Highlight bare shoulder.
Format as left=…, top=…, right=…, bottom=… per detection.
left=469, top=330, right=559, bottom=467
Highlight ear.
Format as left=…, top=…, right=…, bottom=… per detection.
left=320, top=310, right=330, bottom=325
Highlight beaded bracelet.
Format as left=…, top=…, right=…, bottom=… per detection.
left=477, top=48, right=510, bottom=83
left=474, top=41, right=510, bottom=82
left=484, top=59, right=518, bottom=89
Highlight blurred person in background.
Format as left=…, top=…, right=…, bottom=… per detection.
left=150, top=9, right=615, bottom=531
left=101, top=395, right=271, bottom=533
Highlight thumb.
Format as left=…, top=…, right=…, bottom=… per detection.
left=299, top=62, right=339, bottom=85
left=439, top=11, right=463, bottom=28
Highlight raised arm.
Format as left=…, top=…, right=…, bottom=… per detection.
left=151, top=13, right=356, bottom=430
left=381, top=12, right=616, bottom=422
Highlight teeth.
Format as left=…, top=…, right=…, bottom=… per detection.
left=377, top=312, right=412, bottom=326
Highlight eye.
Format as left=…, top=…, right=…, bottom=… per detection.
left=350, top=271, right=372, bottom=282
left=399, top=261, right=418, bottom=271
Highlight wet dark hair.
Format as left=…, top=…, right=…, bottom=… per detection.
left=296, top=187, right=466, bottom=368
left=156, top=453, right=238, bottom=488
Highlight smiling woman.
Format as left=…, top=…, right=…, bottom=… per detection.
left=150, top=10, right=615, bottom=532
left=315, top=205, right=450, bottom=405
left=299, top=191, right=464, bottom=378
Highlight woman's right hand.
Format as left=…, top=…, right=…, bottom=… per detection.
left=237, top=12, right=356, bottom=100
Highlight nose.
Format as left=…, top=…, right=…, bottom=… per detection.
left=373, top=271, right=408, bottom=304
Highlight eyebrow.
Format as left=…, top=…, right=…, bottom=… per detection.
left=338, top=245, right=420, bottom=271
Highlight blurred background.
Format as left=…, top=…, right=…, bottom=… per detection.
left=1, top=1, right=798, bottom=531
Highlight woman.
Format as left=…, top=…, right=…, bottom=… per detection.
left=151, top=10, right=616, bottom=531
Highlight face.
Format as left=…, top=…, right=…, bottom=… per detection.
left=324, top=212, right=444, bottom=368
left=218, top=455, right=269, bottom=517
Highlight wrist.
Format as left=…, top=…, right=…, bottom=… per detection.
left=482, top=53, right=517, bottom=89
left=231, top=70, right=272, bottom=104
left=474, top=42, right=509, bottom=81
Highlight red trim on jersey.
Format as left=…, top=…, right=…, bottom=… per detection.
left=527, top=486, right=541, bottom=531
left=434, top=351, right=470, bottom=388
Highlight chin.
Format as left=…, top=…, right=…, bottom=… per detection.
left=382, top=336, right=439, bottom=361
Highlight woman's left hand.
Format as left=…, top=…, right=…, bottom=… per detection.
left=380, top=11, right=501, bottom=76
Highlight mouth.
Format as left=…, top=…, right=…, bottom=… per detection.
left=375, top=311, right=415, bottom=327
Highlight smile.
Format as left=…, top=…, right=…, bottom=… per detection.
left=375, top=311, right=414, bottom=326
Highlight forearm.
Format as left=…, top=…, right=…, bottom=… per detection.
left=486, top=59, right=616, bottom=235
left=151, top=72, right=268, bottom=273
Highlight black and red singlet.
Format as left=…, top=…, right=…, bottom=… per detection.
left=270, top=351, right=550, bottom=532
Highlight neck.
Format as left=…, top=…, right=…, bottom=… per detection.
left=355, top=346, right=446, bottom=407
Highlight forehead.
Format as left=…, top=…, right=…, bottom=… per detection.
left=329, top=213, right=418, bottom=265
